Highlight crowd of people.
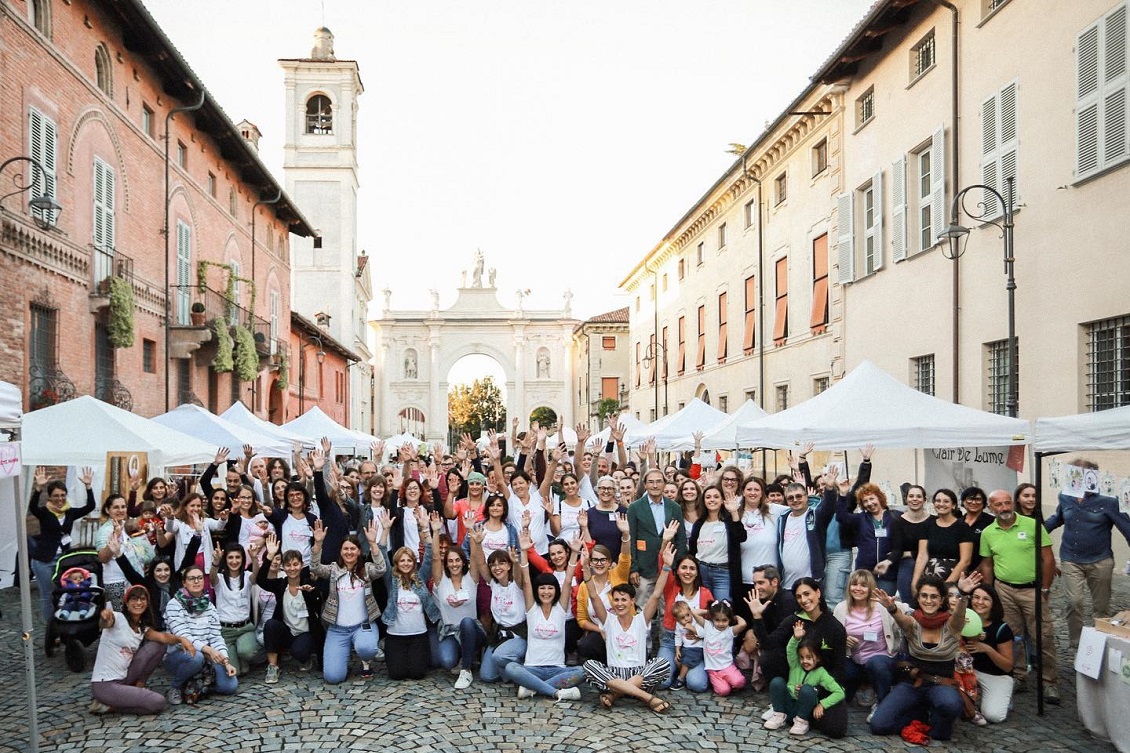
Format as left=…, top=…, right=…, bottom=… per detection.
left=25, top=418, right=1130, bottom=743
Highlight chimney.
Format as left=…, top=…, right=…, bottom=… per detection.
left=235, top=119, right=262, bottom=152
left=315, top=311, right=331, bottom=329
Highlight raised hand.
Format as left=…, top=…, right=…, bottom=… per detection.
left=376, top=507, right=394, bottom=532
left=243, top=443, right=255, bottom=462
left=723, top=494, right=741, bottom=516
left=518, top=527, right=533, bottom=552
left=414, top=505, right=429, bottom=530
left=860, top=443, right=875, bottom=462
left=296, top=454, right=312, bottom=481
left=429, top=511, right=444, bottom=535
left=371, top=439, right=385, bottom=460
left=521, top=509, right=532, bottom=529
left=462, top=508, right=476, bottom=531
left=33, top=467, right=48, bottom=491
left=214, top=447, right=230, bottom=466
left=744, top=591, right=767, bottom=619
left=320, top=436, right=333, bottom=456
left=614, top=512, right=630, bottom=536
left=364, top=519, right=379, bottom=547
left=264, top=531, right=280, bottom=559
left=568, top=534, right=583, bottom=553
left=660, top=541, right=675, bottom=569
left=609, top=417, right=624, bottom=444
left=107, top=523, right=123, bottom=557
left=957, top=570, right=983, bottom=594
left=798, top=441, right=814, bottom=459
left=312, top=519, right=326, bottom=545
left=873, top=588, right=896, bottom=612
left=793, top=620, right=806, bottom=640
left=213, top=542, right=223, bottom=567
left=577, top=509, right=589, bottom=530
left=575, top=424, right=591, bottom=446
left=129, top=471, right=142, bottom=491
left=691, top=430, right=704, bottom=448
left=506, top=546, right=519, bottom=564
left=80, top=467, right=94, bottom=488
left=661, top=518, right=680, bottom=543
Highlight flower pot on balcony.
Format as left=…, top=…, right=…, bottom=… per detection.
left=190, top=302, right=206, bottom=327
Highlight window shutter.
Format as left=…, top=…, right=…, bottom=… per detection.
left=1003, top=81, right=1021, bottom=205
left=103, top=162, right=115, bottom=250
left=871, top=169, right=884, bottom=271
left=93, top=160, right=106, bottom=250
left=891, top=155, right=907, bottom=261
left=930, top=125, right=947, bottom=246
left=835, top=192, right=854, bottom=283
left=981, top=93, right=999, bottom=215
left=1077, top=22, right=1102, bottom=176
left=717, top=293, right=727, bottom=362
left=28, top=108, right=58, bottom=224
left=1103, top=5, right=1129, bottom=168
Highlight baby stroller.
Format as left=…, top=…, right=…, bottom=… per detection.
left=44, top=549, right=105, bottom=673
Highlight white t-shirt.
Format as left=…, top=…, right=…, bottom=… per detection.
left=555, top=497, right=590, bottom=543
left=213, top=572, right=252, bottom=624
left=780, top=513, right=812, bottom=588
left=739, top=507, right=787, bottom=585
left=435, top=574, right=478, bottom=628
left=675, top=621, right=702, bottom=649
left=508, top=492, right=549, bottom=555
left=605, top=612, right=648, bottom=668
left=552, top=569, right=574, bottom=619
left=524, top=603, right=567, bottom=667
left=281, top=515, right=313, bottom=566
left=101, top=527, right=131, bottom=585
left=90, top=612, right=144, bottom=682
left=481, top=525, right=510, bottom=553
left=490, top=580, right=526, bottom=628
left=586, top=579, right=613, bottom=629
left=237, top=514, right=269, bottom=550
left=387, top=587, right=427, bottom=636
left=281, top=587, right=309, bottom=635
left=701, top=620, right=736, bottom=671
left=400, top=507, right=421, bottom=559
left=578, top=474, right=598, bottom=506
left=335, top=574, right=368, bottom=626
left=695, top=520, right=728, bottom=565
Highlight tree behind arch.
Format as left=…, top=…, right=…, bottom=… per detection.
left=448, top=376, right=505, bottom=436
left=529, top=406, right=557, bottom=428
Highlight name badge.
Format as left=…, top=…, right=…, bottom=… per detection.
left=636, top=540, right=648, bottom=551
left=1017, top=531, right=1028, bottom=540
left=863, top=630, right=879, bottom=642
left=875, top=528, right=887, bottom=538
left=295, top=605, right=309, bottom=618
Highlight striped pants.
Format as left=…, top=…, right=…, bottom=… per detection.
left=583, top=657, right=670, bottom=694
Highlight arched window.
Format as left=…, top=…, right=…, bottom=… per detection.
left=95, top=44, right=112, bottom=97
left=30, top=0, right=51, bottom=37
left=305, top=95, right=333, bottom=135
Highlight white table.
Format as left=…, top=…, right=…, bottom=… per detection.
left=1076, top=626, right=1130, bottom=752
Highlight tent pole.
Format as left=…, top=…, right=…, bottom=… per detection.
left=13, top=450, right=40, bottom=752
left=1034, top=450, right=1044, bottom=717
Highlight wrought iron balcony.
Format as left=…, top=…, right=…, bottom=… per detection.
left=29, top=365, right=77, bottom=411
left=89, top=248, right=135, bottom=312
left=94, top=376, right=133, bottom=412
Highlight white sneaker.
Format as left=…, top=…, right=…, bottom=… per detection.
left=866, top=702, right=878, bottom=723
left=789, top=718, right=810, bottom=736
left=555, top=687, right=582, bottom=701
left=264, top=664, right=280, bottom=685
left=454, top=670, right=473, bottom=690
left=88, top=699, right=110, bottom=714
left=761, top=707, right=776, bottom=721
left=763, top=711, right=787, bottom=730
left=517, top=686, right=536, bottom=699
left=374, top=647, right=385, bottom=662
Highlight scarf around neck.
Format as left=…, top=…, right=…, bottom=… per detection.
left=175, top=587, right=212, bottom=615
left=913, top=609, right=950, bottom=630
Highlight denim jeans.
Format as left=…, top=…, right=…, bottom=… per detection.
left=30, top=557, right=56, bottom=624
left=823, top=550, right=851, bottom=607
left=896, top=558, right=916, bottom=605
left=322, top=623, right=379, bottom=685
left=842, top=653, right=897, bottom=703
left=503, top=663, right=585, bottom=696
left=869, top=681, right=964, bottom=741
left=657, top=629, right=709, bottom=691
left=432, top=617, right=487, bottom=670
left=480, top=637, right=527, bottom=682
left=698, top=562, right=731, bottom=603
left=163, top=646, right=239, bottom=695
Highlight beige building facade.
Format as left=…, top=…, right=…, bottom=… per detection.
left=571, top=307, right=630, bottom=431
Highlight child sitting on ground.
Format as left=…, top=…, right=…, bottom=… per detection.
left=56, top=566, right=97, bottom=621
left=690, top=600, right=748, bottom=696
left=671, top=601, right=704, bottom=690
left=765, top=621, right=845, bottom=736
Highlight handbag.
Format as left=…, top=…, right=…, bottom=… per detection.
left=488, top=620, right=528, bottom=647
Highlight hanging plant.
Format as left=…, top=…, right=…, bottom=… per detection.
left=211, top=318, right=234, bottom=373
left=107, top=277, right=135, bottom=348
left=276, top=353, right=289, bottom=391
left=232, top=325, right=258, bottom=382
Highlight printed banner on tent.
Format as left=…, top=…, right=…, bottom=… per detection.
left=924, top=446, right=1018, bottom=496
left=105, top=452, right=148, bottom=497
left=0, top=442, right=19, bottom=478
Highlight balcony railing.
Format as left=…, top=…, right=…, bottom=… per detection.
left=95, top=376, right=133, bottom=412
left=29, top=364, right=77, bottom=411
left=92, top=247, right=133, bottom=294
left=170, top=284, right=265, bottom=330
left=250, top=314, right=271, bottom=356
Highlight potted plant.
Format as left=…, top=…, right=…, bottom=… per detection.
left=190, top=302, right=206, bottom=326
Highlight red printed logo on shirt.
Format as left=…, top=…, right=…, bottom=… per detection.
left=533, top=622, right=560, bottom=639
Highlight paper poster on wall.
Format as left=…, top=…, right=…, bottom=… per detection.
left=105, top=452, right=148, bottom=498
left=1063, top=465, right=1086, bottom=499
left=924, top=447, right=1018, bottom=499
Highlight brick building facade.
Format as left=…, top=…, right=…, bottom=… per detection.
left=0, top=0, right=315, bottom=417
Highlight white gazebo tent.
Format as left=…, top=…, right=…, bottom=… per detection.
left=221, top=401, right=312, bottom=448
left=0, top=382, right=38, bottom=751
left=153, top=404, right=294, bottom=458
left=671, top=399, right=769, bottom=451
left=281, top=406, right=373, bottom=456
left=588, top=414, right=648, bottom=449
left=736, top=360, right=1031, bottom=449
left=646, top=398, right=731, bottom=450
left=381, top=432, right=425, bottom=461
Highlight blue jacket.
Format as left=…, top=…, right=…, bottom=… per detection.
left=776, top=489, right=837, bottom=583
left=1046, top=492, right=1130, bottom=564
left=835, top=498, right=901, bottom=572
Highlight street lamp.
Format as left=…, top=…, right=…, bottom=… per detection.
left=297, top=334, right=326, bottom=415
left=0, top=156, right=63, bottom=230
left=939, top=175, right=1017, bottom=418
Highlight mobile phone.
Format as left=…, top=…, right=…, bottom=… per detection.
left=499, top=438, right=507, bottom=456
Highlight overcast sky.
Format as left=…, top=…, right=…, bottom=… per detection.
left=143, top=0, right=873, bottom=327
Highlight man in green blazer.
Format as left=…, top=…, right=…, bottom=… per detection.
left=627, top=468, right=687, bottom=608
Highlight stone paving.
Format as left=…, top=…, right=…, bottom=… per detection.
left=0, top=578, right=1126, bottom=753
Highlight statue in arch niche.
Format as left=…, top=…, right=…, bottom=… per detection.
left=537, top=351, right=550, bottom=379
left=404, top=349, right=418, bottom=380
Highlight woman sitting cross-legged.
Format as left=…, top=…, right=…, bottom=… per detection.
left=428, top=513, right=485, bottom=690
left=256, top=532, right=324, bottom=684
left=582, top=542, right=674, bottom=714
left=869, top=571, right=982, bottom=744
left=503, top=528, right=586, bottom=701
left=309, top=516, right=389, bottom=684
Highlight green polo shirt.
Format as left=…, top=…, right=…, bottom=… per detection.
left=978, top=515, right=1050, bottom=585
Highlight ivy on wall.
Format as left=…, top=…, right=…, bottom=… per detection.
left=211, top=318, right=234, bottom=372
left=107, top=277, right=135, bottom=348
left=233, top=324, right=258, bottom=382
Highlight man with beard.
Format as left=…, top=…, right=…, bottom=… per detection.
left=744, top=565, right=798, bottom=685
left=977, top=489, right=1060, bottom=704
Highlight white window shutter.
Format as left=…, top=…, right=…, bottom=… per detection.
left=998, top=82, right=1019, bottom=207
left=930, top=125, right=947, bottom=246
left=981, top=93, right=999, bottom=216
left=1102, top=5, right=1129, bottom=168
left=871, top=169, right=884, bottom=271
left=1077, top=22, right=1102, bottom=176
left=835, top=192, right=854, bottom=284
left=104, top=163, right=115, bottom=250
left=28, top=108, right=58, bottom=223
left=891, top=155, right=907, bottom=261
left=93, top=160, right=105, bottom=250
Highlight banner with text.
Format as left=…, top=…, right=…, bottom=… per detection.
left=924, top=446, right=1019, bottom=496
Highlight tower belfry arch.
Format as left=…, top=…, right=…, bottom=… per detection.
left=371, top=251, right=578, bottom=442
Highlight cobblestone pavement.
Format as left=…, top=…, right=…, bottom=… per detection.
left=0, top=577, right=1126, bottom=753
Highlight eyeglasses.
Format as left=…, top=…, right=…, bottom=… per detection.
left=785, top=494, right=807, bottom=502
left=918, top=593, right=940, bottom=600
left=597, top=486, right=615, bottom=491
left=590, top=557, right=609, bottom=564
left=722, top=477, right=739, bottom=483
left=184, top=575, right=205, bottom=582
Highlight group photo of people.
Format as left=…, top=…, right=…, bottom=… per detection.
left=23, top=413, right=1130, bottom=746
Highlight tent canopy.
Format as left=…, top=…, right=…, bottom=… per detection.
left=221, top=401, right=311, bottom=449
left=673, top=399, right=769, bottom=451
left=0, top=381, right=20, bottom=429
left=153, top=404, right=293, bottom=458
left=22, top=395, right=217, bottom=468
left=1034, top=405, right=1130, bottom=452
left=590, top=414, right=648, bottom=449
left=736, top=360, right=1031, bottom=450
left=646, top=398, right=731, bottom=450
left=281, top=407, right=373, bottom=455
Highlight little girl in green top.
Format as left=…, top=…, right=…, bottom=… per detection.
left=764, top=620, right=846, bottom=736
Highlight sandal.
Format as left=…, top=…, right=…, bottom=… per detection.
left=646, top=695, right=671, bottom=714
left=599, top=693, right=615, bottom=710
